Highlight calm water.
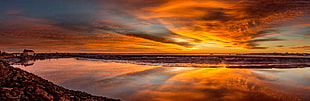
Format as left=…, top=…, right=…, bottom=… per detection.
left=13, top=58, right=310, bottom=101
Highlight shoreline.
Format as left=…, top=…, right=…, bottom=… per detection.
left=0, top=60, right=120, bottom=101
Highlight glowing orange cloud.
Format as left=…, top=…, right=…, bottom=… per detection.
left=1, top=0, right=310, bottom=52
left=0, top=16, right=191, bottom=53
left=126, top=0, right=309, bottom=49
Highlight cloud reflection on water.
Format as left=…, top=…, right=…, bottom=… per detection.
left=130, top=68, right=310, bottom=101
left=13, top=58, right=310, bottom=101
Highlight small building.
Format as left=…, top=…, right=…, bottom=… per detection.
left=23, top=49, right=35, bottom=56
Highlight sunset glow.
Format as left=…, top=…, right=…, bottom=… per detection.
left=1, top=0, right=310, bottom=53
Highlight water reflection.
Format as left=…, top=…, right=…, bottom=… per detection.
left=12, top=58, right=310, bottom=101
left=13, top=59, right=35, bottom=67
left=130, top=68, right=310, bottom=101
left=4, top=58, right=36, bottom=67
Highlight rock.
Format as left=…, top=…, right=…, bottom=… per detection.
left=0, top=60, right=121, bottom=101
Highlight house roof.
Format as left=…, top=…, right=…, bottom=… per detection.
left=23, top=49, right=34, bottom=52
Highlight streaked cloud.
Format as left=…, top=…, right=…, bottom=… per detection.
left=0, top=0, right=310, bottom=52
left=4, top=10, right=25, bottom=15
left=290, top=45, right=310, bottom=50
left=126, top=0, right=309, bottom=49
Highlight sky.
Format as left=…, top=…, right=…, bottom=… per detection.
left=1, top=0, right=310, bottom=53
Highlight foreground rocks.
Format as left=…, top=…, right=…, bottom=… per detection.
left=0, top=60, right=120, bottom=101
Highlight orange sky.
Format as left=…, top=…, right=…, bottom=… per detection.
left=1, top=0, right=310, bottom=53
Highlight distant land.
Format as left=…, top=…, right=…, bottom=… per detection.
left=2, top=51, right=310, bottom=68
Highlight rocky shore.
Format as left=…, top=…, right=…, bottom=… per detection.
left=0, top=60, right=120, bottom=101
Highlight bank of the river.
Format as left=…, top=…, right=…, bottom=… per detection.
left=0, top=60, right=120, bottom=101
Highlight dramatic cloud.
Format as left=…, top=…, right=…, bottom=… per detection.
left=125, top=0, right=310, bottom=49
left=1, top=0, right=310, bottom=52
left=92, top=21, right=197, bottom=47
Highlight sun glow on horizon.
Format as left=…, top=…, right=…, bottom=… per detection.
left=1, top=0, right=310, bottom=53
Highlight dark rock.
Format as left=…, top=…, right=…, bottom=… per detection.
left=0, top=60, right=121, bottom=101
